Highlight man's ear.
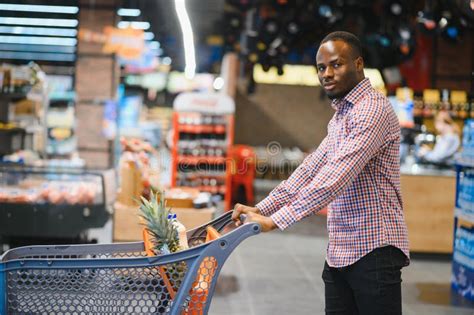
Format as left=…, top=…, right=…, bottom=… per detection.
left=355, top=56, right=364, bottom=72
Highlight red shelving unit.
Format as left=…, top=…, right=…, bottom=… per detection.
left=171, top=93, right=235, bottom=211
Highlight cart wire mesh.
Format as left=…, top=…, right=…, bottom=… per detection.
left=1, top=211, right=260, bottom=315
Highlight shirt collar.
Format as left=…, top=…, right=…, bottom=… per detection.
left=331, top=78, right=372, bottom=111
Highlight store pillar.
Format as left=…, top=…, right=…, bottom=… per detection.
left=76, top=0, right=120, bottom=168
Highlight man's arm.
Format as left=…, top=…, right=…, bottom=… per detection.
left=270, top=103, right=390, bottom=229
left=256, top=135, right=330, bottom=216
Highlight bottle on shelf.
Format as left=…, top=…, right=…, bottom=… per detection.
left=413, top=95, right=424, bottom=117
left=470, top=96, right=474, bottom=119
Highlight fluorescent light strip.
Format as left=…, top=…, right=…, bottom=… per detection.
left=174, top=0, right=195, bottom=79
left=0, top=43, right=76, bottom=53
left=0, top=35, right=77, bottom=46
left=117, top=8, right=141, bottom=17
left=0, top=4, right=78, bottom=14
left=0, top=51, right=75, bottom=62
left=0, top=17, right=78, bottom=27
left=0, top=26, right=77, bottom=37
left=117, top=21, right=150, bottom=30
left=144, top=32, right=154, bottom=40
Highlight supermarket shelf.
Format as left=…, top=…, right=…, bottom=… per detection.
left=178, top=124, right=226, bottom=134
left=177, top=155, right=227, bottom=165
left=177, top=175, right=227, bottom=181
left=456, top=159, right=474, bottom=168
left=0, top=92, right=29, bottom=101
left=199, top=185, right=226, bottom=194
left=455, top=207, right=474, bottom=224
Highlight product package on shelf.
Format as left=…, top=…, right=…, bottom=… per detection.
left=171, top=92, right=235, bottom=211
left=116, top=137, right=157, bottom=206
left=452, top=156, right=474, bottom=301
left=409, top=88, right=471, bottom=120
left=0, top=63, right=48, bottom=156
left=461, top=119, right=474, bottom=163
left=452, top=223, right=474, bottom=300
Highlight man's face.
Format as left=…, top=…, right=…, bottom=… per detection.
left=316, top=40, right=363, bottom=100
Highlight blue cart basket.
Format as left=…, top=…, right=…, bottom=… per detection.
left=0, top=211, right=260, bottom=314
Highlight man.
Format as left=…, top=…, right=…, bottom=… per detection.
left=232, top=31, right=410, bottom=314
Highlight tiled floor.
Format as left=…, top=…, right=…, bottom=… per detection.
left=209, top=215, right=474, bottom=315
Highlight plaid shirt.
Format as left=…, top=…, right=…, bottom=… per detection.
left=257, top=78, right=410, bottom=268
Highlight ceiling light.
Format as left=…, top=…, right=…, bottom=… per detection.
left=0, top=51, right=75, bottom=61
left=0, top=26, right=77, bottom=37
left=399, top=28, right=411, bottom=41
left=287, top=22, right=299, bottom=35
left=316, top=2, right=344, bottom=25
left=0, top=3, right=78, bottom=14
left=319, top=5, right=333, bottom=18
left=117, top=21, right=150, bottom=30
left=117, top=8, right=141, bottom=17
left=0, top=43, right=76, bottom=53
left=264, top=20, right=278, bottom=34
left=0, top=35, right=77, bottom=46
left=446, top=26, right=459, bottom=39
left=175, top=0, right=196, bottom=79
left=0, top=17, right=78, bottom=27
left=390, top=3, right=402, bottom=16
left=417, top=3, right=437, bottom=32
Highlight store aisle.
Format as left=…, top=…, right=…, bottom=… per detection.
left=210, top=215, right=473, bottom=315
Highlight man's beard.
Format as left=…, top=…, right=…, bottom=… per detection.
left=326, top=90, right=347, bottom=100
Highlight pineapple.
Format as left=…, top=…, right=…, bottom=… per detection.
left=138, top=190, right=187, bottom=292
left=138, top=191, right=180, bottom=254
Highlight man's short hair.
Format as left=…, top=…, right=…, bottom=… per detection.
left=320, top=31, right=362, bottom=59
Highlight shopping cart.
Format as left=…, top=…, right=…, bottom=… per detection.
left=0, top=211, right=260, bottom=314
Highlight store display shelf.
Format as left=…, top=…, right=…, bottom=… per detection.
left=177, top=155, right=227, bottom=165
left=455, top=207, right=474, bottom=223
left=176, top=185, right=226, bottom=195
left=456, top=159, right=474, bottom=168
left=178, top=124, right=226, bottom=134
left=0, top=92, right=29, bottom=101
left=177, top=174, right=227, bottom=180
left=198, top=185, right=226, bottom=194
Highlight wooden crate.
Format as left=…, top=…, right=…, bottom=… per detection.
left=113, top=201, right=216, bottom=242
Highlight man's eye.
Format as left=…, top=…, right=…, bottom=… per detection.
left=318, top=66, right=325, bottom=72
left=333, top=63, right=340, bottom=68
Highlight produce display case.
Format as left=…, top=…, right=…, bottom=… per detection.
left=0, top=164, right=115, bottom=245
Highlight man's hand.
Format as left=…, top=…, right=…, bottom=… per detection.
left=232, top=203, right=277, bottom=232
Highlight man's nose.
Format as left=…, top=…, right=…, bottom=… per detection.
left=322, top=66, right=334, bottom=79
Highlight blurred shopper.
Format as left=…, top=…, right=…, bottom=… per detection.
left=417, top=110, right=461, bottom=164
left=233, top=31, right=409, bottom=315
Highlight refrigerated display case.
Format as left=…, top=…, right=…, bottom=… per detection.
left=0, top=164, right=115, bottom=248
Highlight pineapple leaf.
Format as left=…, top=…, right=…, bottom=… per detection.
left=138, top=189, right=179, bottom=254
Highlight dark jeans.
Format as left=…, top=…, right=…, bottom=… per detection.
left=322, top=246, right=406, bottom=315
